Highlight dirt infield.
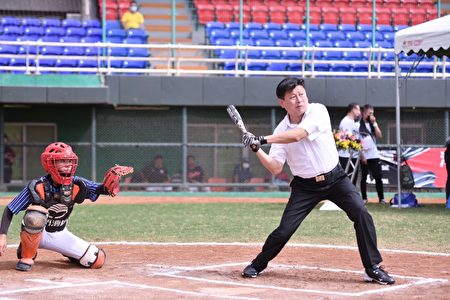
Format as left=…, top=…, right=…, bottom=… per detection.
left=1, top=243, right=449, bottom=299
left=0, top=194, right=448, bottom=299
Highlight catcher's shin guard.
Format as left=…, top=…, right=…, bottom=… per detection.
left=19, top=231, right=42, bottom=262
left=79, top=244, right=106, bottom=269
left=18, top=205, right=47, bottom=264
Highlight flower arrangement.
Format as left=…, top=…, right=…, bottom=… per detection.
left=333, top=130, right=362, bottom=151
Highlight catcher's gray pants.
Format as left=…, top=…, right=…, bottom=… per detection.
left=251, top=164, right=382, bottom=272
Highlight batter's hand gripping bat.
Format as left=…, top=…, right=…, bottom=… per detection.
left=226, top=105, right=248, bottom=134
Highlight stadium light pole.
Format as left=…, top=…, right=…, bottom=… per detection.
left=395, top=53, right=402, bottom=208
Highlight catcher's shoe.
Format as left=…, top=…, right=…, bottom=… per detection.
left=16, top=261, right=33, bottom=272
left=242, top=264, right=259, bottom=278
left=364, top=265, right=395, bottom=285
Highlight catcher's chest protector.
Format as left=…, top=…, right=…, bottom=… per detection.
left=33, top=179, right=80, bottom=233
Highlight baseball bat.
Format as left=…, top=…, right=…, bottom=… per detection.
left=226, top=105, right=248, bottom=134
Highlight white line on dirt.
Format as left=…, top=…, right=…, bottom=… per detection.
left=6, top=278, right=260, bottom=300
left=149, top=263, right=448, bottom=297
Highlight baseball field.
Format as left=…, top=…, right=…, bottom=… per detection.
left=0, top=192, right=449, bottom=299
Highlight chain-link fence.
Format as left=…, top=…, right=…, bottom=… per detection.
left=3, top=105, right=450, bottom=191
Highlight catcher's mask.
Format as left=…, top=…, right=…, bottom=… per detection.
left=41, top=142, right=78, bottom=185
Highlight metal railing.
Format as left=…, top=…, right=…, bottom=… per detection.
left=0, top=40, right=448, bottom=78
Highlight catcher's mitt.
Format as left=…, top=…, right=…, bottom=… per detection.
left=103, top=165, right=134, bottom=197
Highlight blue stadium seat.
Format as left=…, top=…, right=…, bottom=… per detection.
left=301, top=24, right=319, bottom=31
left=1, top=17, right=20, bottom=26
left=267, top=62, right=287, bottom=71
left=313, top=63, right=330, bottom=72
left=264, top=23, right=282, bottom=31
left=294, top=39, right=308, bottom=47
left=62, top=19, right=81, bottom=28
left=225, top=22, right=240, bottom=30
left=380, top=64, right=395, bottom=72
left=245, top=22, right=263, bottom=30
left=375, top=41, right=393, bottom=48
left=356, top=24, right=373, bottom=33
left=82, top=20, right=101, bottom=28
left=86, top=28, right=102, bottom=38
left=319, top=24, right=337, bottom=33
left=376, top=25, right=394, bottom=33
left=334, top=40, right=354, bottom=48
left=108, top=47, right=128, bottom=56
left=364, top=32, right=384, bottom=42
left=0, top=45, right=17, bottom=54
left=281, top=49, right=301, bottom=60
left=24, top=26, right=44, bottom=37
left=22, top=18, right=40, bottom=27
left=247, top=62, right=267, bottom=71
left=127, top=29, right=147, bottom=41
left=0, top=58, right=9, bottom=66
left=330, top=63, right=352, bottom=72
left=35, top=59, right=55, bottom=67
left=84, top=47, right=99, bottom=56
left=229, top=29, right=249, bottom=40
left=235, top=38, right=253, bottom=46
left=39, top=36, right=60, bottom=42
left=55, top=59, right=78, bottom=67
left=353, top=41, right=372, bottom=48
left=3, top=26, right=23, bottom=36
left=383, top=32, right=395, bottom=42
left=128, top=47, right=150, bottom=57
left=218, top=49, right=236, bottom=59
left=309, top=31, right=326, bottom=42
left=123, top=37, right=144, bottom=44
left=107, top=29, right=127, bottom=39
left=45, top=27, right=65, bottom=37
left=78, top=59, right=99, bottom=68
left=223, top=62, right=238, bottom=71
left=352, top=63, right=369, bottom=72
left=255, top=39, right=274, bottom=47
left=41, top=18, right=61, bottom=27
left=342, top=51, right=363, bottom=60
left=314, top=40, right=333, bottom=48
left=261, top=49, right=281, bottom=59
left=41, top=46, right=63, bottom=55
left=206, top=21, right=225, bottom=33
left=327, top=31, right=346, bottom=42
left=105, top=21, right=122, bottom=30
left=60, top=36, right=81, bottom=43
left=109, top=60, right=123, bottom=68
left=66, top=27, right=85, bottom=37
left=9, top=57, right=27, bottom=66
left=123, top=60, right=147, bottom=68
left=268, top=30, right=288, bottom=41
left=249, top=30, right=269, bottom=40
left=322, top=51, right=342, bottom=60
left=346, top=31, right=365, bottom=41
left=213, top=38, right=234, bottom=46
left=0, top=35, right=17, bottom=41
left=209, top=29, right=230, bottom=43
left=282, top=23, right=300, bottom=32
left=382, top=51, right=395, bottom=60
left=18, top=43, right=38, bottom=55
left=287, top=63, right=301, bottom=71
left=63, top=46, right=84, bottom=56
left=81, top=36, right=101, bottom=43
left=338, top=24, right=356, bottom=33
left=275, top=39, right=294, bottom=47
left=288, top=31, right=306, bottom=41
left=106, top=37, right=123, bottom=43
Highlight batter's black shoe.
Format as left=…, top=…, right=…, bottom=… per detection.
left=242, top=264, right=259, bottom=278
left=364, top=265, right=395, bottom=285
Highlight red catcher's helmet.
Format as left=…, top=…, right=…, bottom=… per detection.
left=40, top=142, right=78, bottom=185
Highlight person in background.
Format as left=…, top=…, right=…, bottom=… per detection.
left=338, top=103, right=361, bottom=186
left=3, top=134, right=16, bottom=184
left=359, top=104, right=385, bottom=204
left=233, top=158, right=253, bottom=191
left=186, top=155, right=207, bottom=192
left=444, top=137, right=450, bottom=204
left=121, top=1, right=144, bottom=30
left=141, top=154, right=171, bottom=191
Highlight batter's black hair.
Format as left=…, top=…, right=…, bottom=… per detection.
left=346, top=102, right=360, bottom=114
left=276, top=77, right=305, bottom=99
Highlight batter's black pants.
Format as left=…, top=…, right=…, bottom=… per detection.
left=251, top=164, right=382, bottom=272
left=360, top=158, right=385, bottom=202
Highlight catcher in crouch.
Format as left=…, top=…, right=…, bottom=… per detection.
left=0, top=142, right=133, bottom=271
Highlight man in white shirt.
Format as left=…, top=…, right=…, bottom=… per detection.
left=338, top=103, right=361, bottom=185
left=241, top=77, right=394, bottom=285
left=359, top=104, right=386, bottom=204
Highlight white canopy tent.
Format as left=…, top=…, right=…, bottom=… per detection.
left=393, top=15, right=450, bottom=207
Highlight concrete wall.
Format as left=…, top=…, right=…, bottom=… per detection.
left=1, top=76, right=449, bottom=108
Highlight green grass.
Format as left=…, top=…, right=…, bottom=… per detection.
left=2, top=203, right=449, bottom=253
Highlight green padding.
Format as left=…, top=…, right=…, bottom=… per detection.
left=0, top=74, right=102, bottom=87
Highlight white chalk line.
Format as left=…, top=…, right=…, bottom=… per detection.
left=7, top=241, right=450, bottom=257
left=1, top=278, right=261, bottom=300
left=147, top=262, right=448, bottom=298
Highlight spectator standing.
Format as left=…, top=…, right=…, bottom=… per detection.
left=338, top=103, right=361, bottom=186
left=359, top=104, right=386, bottom=204
left=121, top=1, right=144, bottom=30
left=444, top=138, right=450, bottom=204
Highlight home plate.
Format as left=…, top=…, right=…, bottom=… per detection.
left=319, top=201, right=342, bottom=211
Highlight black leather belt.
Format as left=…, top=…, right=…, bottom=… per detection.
left=294, top=164, right=340, bottom=183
